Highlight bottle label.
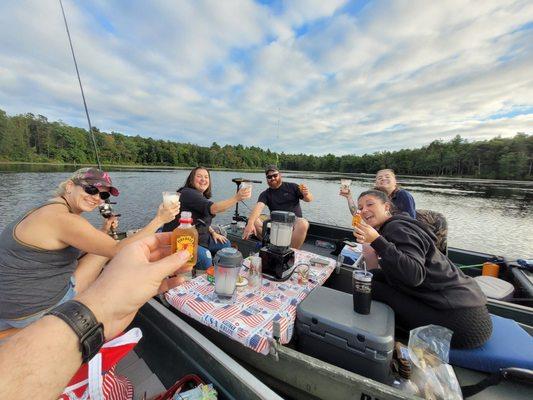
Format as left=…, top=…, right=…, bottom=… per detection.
left=176, top=235, right=195, bottom=262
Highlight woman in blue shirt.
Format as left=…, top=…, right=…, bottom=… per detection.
left=340, top=169, right=416, bottom=219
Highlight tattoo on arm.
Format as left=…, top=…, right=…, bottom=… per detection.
left=348, top=197, right=357, bottom=216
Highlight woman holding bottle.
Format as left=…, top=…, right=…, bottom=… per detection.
left=162, top=167, right=251, bottom=270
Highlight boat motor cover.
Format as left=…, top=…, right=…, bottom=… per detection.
left=296, top=285, right=395, bottom=383
left=449, top=315, right=533, bottom=373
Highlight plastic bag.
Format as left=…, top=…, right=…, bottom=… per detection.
left=408, top=325, right=462, bottom=400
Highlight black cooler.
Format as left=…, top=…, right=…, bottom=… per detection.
left=296, top=286, right=395, bottom=383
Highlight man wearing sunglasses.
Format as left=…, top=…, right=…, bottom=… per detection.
left=243, top=165, right=313, bottom=249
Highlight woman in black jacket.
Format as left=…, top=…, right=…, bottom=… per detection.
left=353, top=190, right=492, bottom=348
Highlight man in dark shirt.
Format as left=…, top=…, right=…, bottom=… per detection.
left=243, top=165, right=313, bottom=249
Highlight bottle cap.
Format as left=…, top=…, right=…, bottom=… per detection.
left=179, top=211, right=193, bottom=223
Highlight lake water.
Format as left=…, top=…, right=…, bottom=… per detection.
left=0, top=165, right=532, bottom=259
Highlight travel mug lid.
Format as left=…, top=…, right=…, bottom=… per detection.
left=353, top=270, right=373, bottom=283
left=215, top=247, right=243, bottom=268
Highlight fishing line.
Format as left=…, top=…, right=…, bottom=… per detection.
left=58, top=0, right=101, bottom=169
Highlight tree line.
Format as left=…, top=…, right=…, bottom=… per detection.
left=0, top=109, right=531, bottom=180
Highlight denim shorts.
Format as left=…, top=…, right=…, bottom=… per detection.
left=0, top=276, right=77, bottom=331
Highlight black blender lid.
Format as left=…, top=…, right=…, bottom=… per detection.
left=215, top=247, right=243, bottom=267
left=270, top=211, right=296, bottom=223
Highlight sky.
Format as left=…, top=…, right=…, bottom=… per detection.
left=0, top=0, right=531, bottom=156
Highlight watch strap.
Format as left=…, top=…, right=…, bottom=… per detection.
left=46, top=300, right=105, bottom=363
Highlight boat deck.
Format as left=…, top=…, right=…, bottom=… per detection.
left=219, top=226, right=533, bottom=400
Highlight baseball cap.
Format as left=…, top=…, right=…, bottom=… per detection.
left=71, top=167, right=119, bottom=196
left=265, top=164, right=279, bottom=175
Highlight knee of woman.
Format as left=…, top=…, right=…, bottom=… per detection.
left=196, top=247, right=212, bottom=270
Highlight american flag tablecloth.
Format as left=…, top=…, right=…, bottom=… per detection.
left=165, top=249, right=337, bottom=355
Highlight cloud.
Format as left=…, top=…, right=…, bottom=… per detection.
left=0, top=0, right=531, bottom=156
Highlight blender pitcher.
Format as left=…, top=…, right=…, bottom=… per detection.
left=213, top=247, right=243, bottom=301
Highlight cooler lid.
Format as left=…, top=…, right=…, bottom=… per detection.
left=297, top=286, right=395, bottom=353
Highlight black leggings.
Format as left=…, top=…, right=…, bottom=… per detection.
left=371, top=270, right=493, bottom=349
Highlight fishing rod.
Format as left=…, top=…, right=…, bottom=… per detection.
left=58, top=0, right=101, bottom=169
left=59, top=0, right=120, bottom=238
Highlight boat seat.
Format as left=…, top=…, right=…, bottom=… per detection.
left=415, top=209, right=448, bottom=254
left=474, top=275, right=515, bottom=301
left=449, top=314, right=533, bottom=373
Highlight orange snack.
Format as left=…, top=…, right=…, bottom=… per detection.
left=352, top=214, right=362, bottom=227
left=206, top=266, right=215, bottom=284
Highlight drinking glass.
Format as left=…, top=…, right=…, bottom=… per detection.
left=248, top=255, right=263, bottom=290
left=336, top=254, right=346, bottom=274
left=340, top=179, right=352, bottom=194
left=240, top=181, right=252, bottom=191
left=296, top=262, right=310, bottom=284
left=162, top=191, right=180, bottom=208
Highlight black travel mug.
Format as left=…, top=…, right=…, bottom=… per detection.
left=353, top=270, right=372, bottom=315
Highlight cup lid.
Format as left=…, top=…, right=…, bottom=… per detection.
left=353, top=270, right=373, bottom=282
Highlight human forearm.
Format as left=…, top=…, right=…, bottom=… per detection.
left=246, top=203, right=264, bottom=226
left=0, top=315, right=81, bottom=399
left=210, top=195, right=238, bottom=215
left=303, top=192, right=314, bottom=202
left=73, top=253, right=109, bottom=293
left=347, top=196, right=357, bottom=215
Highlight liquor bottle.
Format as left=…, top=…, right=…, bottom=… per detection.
left=171, top=211, right=198, bottom=279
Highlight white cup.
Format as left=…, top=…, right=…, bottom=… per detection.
left=162, top=191, right=180, bottom=208
left=340, top=179, right=352, bottom=194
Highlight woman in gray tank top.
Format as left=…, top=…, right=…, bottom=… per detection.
left=0, top=167, right=180, bottom=330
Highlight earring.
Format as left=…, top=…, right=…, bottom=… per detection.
left=67, top=191, right=71, bottom=194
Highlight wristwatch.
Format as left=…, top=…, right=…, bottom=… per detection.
left=46, top=300, right=105, bottom=363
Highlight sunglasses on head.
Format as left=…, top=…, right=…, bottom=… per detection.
left=266, top=173, right=279, bottom=180
left=82, top=184, right=110, bottom=200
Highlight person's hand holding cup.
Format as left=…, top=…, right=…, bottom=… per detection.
left=237, top=182, right=252, bottom=201
left=340, top=179, right=352, bottom=197
left=162, top=191, right=180, bottom=208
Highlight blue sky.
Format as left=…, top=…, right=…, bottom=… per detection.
left=0, top=0, right=531, bottom=155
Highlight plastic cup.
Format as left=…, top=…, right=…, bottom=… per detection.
left=340, top=179, right=352, bottom=194
left=296, top=262, right=310, bottom=284
left=248, top=255, right=263, bottom=290
left=162, top=191, right=180, bottom=208
left=240, top=181, right=252, bottom=190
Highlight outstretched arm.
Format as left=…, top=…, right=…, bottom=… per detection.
left=210, top=187, right=251, bottom=215
left=340, top=189, right=357, bottom=215
left=54, top=202, right=180, bottom=258
left=0, top=233, right=190, bottom=400
left=243, top=202, right=265, bottom=239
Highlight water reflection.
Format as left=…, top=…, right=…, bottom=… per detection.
left=1, top=165, right=531, bottom=258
